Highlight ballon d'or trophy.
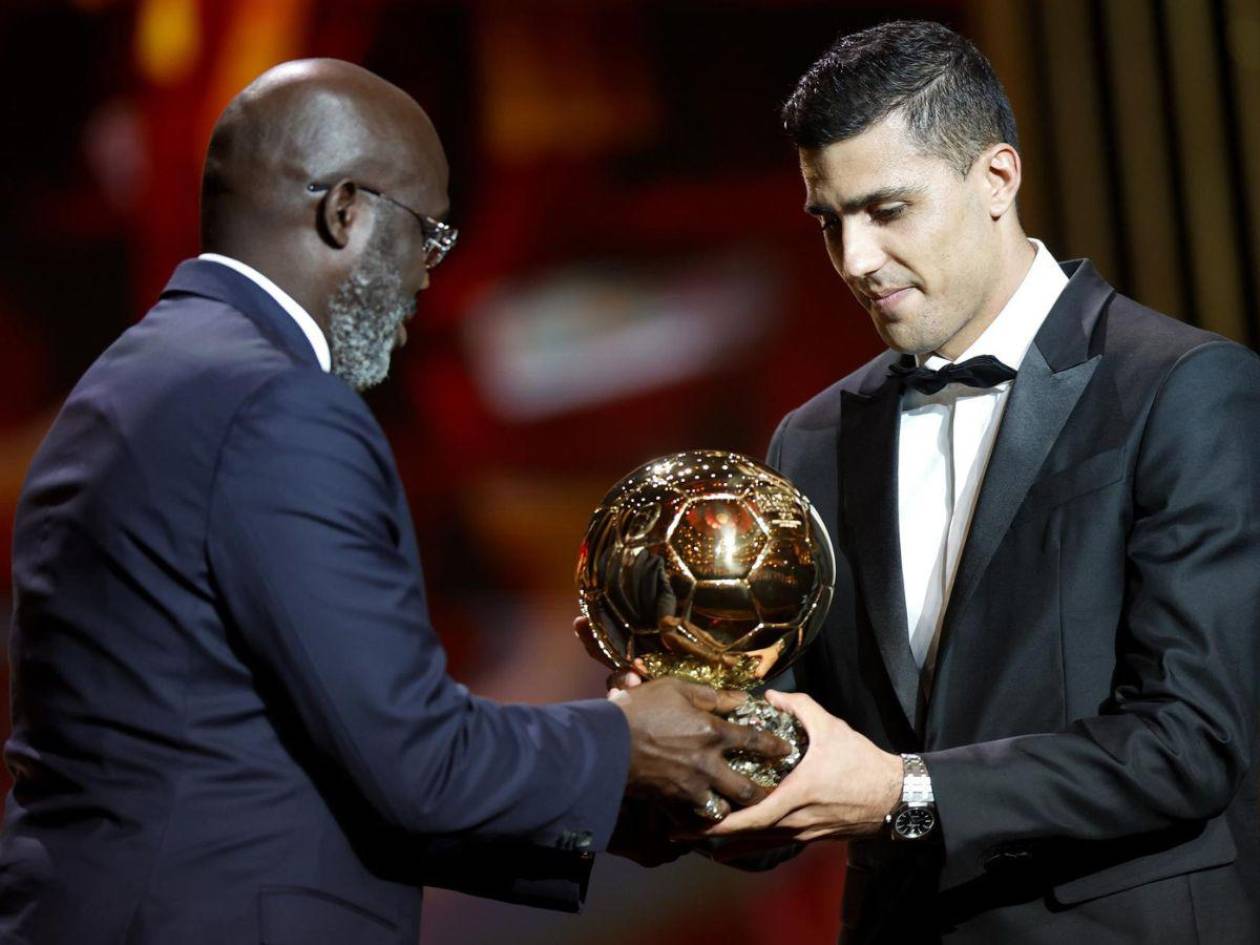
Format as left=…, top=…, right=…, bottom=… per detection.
left=577, top=450, right=836, bottom=789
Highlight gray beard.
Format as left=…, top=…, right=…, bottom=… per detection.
left=327, top=224, right=416, bottom=391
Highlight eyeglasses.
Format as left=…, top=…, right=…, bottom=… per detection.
left=307, top=182, right=458, bottom=270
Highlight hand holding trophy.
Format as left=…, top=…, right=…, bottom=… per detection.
left=578, top=450, right=836, bottom=817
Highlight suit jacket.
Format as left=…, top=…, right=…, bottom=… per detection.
left=767, top=261, right=1260, bottom=944
left=0, top=260, right=630, bottom=945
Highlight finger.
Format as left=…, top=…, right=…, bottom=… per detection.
left=763, top=690, right=834, bottom=738
left=702, top=789, right=795, bottom=836
left=661, top=626, right=722, bottom=662
left=763, top=689, right=824, bottom=720
left=712, top=689, right=750, bottom=714
left=682, top=778, right=724, bottom=813
left=715, top=718, right=792, bottom=758
left=707, top=763, right=769, bottom=808
left=676, top=680, right=720, bottom=712
left=762, top=689, right=807, bottom=712
left=696, top=793, right=732, bottom=823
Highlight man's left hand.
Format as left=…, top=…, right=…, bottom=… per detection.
left=698, top=690, right=903, bottom=843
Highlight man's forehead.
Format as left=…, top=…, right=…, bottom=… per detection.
left=799, top=127, right=937, bottom=209
left=801, top=159, right=919, bottom=209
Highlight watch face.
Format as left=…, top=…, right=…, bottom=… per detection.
left=893, top=806, right=936, bottom=840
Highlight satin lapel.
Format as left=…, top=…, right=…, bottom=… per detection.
left=840, top=378, right=921, bottom=731
left=935, top=343, right=1101, bottom=668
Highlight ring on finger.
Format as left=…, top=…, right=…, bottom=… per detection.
left=694, top=790, right=726, bottom=823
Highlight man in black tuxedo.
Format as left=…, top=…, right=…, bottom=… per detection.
left=700, top=19, right=1260, bottom=944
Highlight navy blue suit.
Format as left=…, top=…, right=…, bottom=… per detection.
left=1, top=260, right=630, bottom=944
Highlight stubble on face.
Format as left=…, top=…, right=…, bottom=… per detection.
left=327, top=214, right=417, bottom=391
left=799, top=114, right=1000, bottom=359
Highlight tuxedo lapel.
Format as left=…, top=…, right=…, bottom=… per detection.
left=840, top=376, right=922, bottom=732
left=939, top=345, right=1099, bottom=640
left=930, top=261, right=1113, bottom=694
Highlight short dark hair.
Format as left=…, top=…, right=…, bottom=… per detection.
left=782, top=20, right=1018, bottom=175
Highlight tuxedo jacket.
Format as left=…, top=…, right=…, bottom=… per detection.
left=768, top=261, right=1260, bottom=944
left=0, top=260, right=630, bottom=945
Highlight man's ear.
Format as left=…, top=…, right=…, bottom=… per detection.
left=316, top=178, right=362, bottom=248
left=979, top=143, right=1021, bottom=220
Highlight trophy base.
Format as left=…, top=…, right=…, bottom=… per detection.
left=723, top=695, right=807, bottom=789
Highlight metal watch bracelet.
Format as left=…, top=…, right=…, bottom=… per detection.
left=886, top=753, right=937, bottom=841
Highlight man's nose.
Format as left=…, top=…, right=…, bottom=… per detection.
left=839, top=219, right=886, bottom=281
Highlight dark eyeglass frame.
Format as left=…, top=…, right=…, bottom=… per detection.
left=306, top=182, right=458, bottom=270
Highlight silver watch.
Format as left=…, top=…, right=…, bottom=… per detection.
left=886, top=753, right=937, bottom=840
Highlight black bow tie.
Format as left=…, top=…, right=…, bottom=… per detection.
left=888, top=354, right=1017, bottom=395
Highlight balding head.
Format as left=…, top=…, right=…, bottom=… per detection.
left=200, top=59, right=451, bottom=389
left=202, top=59, right=447, bottom=243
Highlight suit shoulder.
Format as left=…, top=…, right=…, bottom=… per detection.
left=1095, top=295, right=1258, bottom=430
left=219, top=360, right=393, bottom=490
left=53, top=293, right=356, bottom=472
left=129, top=292, right=351, bottom=416
left=778, top=350, right=900, bottom=432
left=1101, top=293, right=1251, bottom=369
left=229, top=360, right=379, bottom=437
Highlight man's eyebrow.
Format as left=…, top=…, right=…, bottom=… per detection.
left=805, top=185, right=926, bottom=217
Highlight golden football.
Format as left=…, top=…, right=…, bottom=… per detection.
left=577, top=450, right=835, bottom=690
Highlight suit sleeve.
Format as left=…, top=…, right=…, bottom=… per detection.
left=925, top=342, right=1260, bottom=887
left=205, top=370, right=629, bottom=904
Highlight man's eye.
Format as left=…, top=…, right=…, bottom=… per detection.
left=818, top=215, right=839, bottom=232
left=872, top=205, right=906, bottom=222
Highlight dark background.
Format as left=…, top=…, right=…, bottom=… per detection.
left=1, top=1, right=1256, bottom=942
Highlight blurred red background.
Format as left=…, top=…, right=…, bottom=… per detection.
left=3, top=2, right=1255, bottom=943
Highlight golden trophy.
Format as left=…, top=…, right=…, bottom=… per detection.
left=577, top=450, right=835, bottom=788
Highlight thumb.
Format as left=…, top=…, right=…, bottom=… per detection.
left=763, top=690, right=833, bottom=738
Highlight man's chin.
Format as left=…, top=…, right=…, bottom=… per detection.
left=332, top=348, right=395, bottom=392
left=874, top=313, right=960, bottom=358
left=874, top=321, right=930, bottom=356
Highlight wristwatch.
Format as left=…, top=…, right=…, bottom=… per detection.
left=886, top=753, right=937, bottom=841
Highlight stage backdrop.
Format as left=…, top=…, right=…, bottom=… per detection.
left=1, top=2, right=1255, bottom=943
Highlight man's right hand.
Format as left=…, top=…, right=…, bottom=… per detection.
left=611, top=677, right=790, bottom=818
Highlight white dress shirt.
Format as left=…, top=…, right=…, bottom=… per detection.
left=198, top=253, right=331, bottom=372
left=897, top=239, right=1068, bottom=681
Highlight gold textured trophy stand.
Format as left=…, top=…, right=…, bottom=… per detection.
left=638, top=651, right=807, bottom=789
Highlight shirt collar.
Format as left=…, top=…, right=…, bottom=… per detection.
left=921, top=238, right=1068, bottom=373
left=197, top=253, right=331, bottom=372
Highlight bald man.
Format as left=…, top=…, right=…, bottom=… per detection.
left=0, top=60, right=783, bottom=945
